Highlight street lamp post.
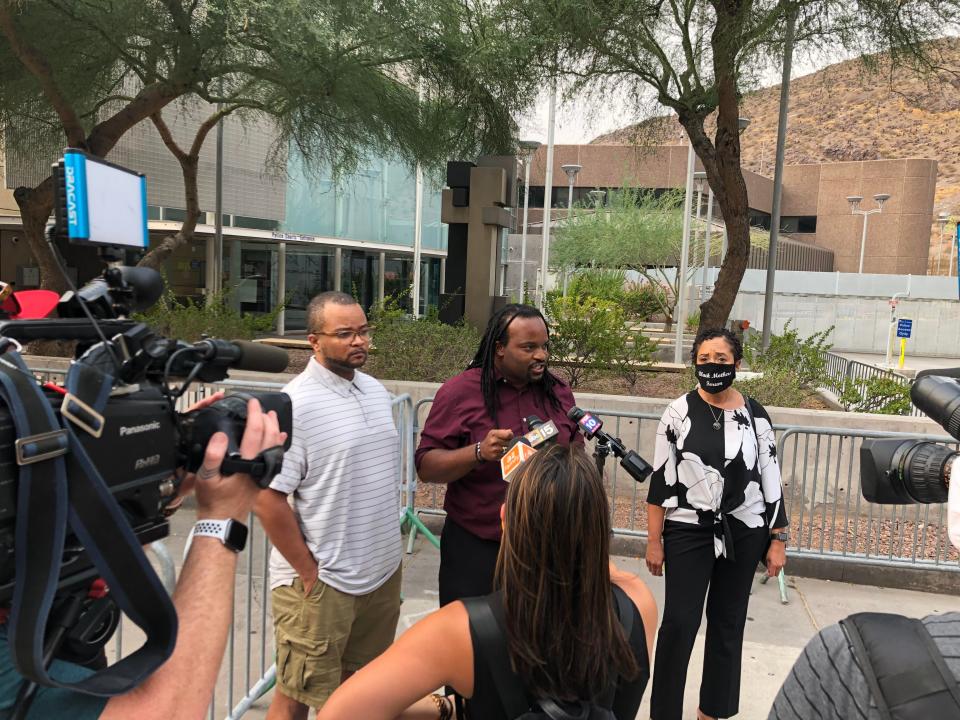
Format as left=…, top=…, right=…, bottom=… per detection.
left=589, top=189, right=606, bottom=209
left=693, top=171, right=706, bottom=299
left=517, top=140, right=541, bottom=302
left=847, top=193, right=890, bottom=274
left=937, top=212, right=949, bottom=275
left=561, top=163, right=582, bottom=213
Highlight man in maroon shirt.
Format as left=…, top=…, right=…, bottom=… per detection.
left=415, top=304, right=582, bottom=607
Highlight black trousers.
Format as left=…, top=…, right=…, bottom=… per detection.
left=439, top=517, right=501, bottom=607
left=650, top=519, right=768, bottom=720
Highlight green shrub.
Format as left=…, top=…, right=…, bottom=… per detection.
left=567, top=269, right=627, bottom=304
left=734, top=369, right=811, bottom=408
left=685, top=310, right=701, bottom=332
left=838, top=376, right=913, bottom=415
left=614, top=331, right=659, bottom=390
left=622, top=282, right=666, bottom=320
left=743, top=321, right=833, bottom=389
left=547, top=295, right=626, bottom=388
left=366, top=316, right=480, bottom=383
left=134, top=285, right=281, bottom=342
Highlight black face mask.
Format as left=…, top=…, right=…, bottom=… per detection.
left=696, top=362, right=736, bottom=394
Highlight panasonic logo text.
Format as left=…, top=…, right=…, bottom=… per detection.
left=120, top=421, right=162, bottom=437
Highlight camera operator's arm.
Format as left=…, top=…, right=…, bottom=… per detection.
left=100, top=399, right=284, bottom=720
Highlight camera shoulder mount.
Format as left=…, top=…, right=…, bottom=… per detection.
left=0, top=349, right=176, bottom=703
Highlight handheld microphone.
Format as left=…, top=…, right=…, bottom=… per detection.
left=499, top=415, right=560, bottom=483
left=521, top=414, right=559, bottom=448
left=500, top=437, right=537, bottom=483
left=567, top=406, right=653, bottom=483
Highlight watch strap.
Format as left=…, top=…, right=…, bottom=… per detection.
left=191, top=518, right=247, bottom=553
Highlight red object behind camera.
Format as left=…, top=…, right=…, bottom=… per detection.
left=0, top=286, right=59, bottom=319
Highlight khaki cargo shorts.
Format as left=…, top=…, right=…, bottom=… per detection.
left=271, top=565, right=402, bottom=708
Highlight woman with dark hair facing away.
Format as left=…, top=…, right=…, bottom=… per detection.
left=317, top=444, right=657, bottom=720
left=415, top=304, right=582, bottom=609
left=646, top=327, right=788, bottom=720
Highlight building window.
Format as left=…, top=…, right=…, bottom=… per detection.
left=284, top=246, right=335, bottom=331
left=234, top=215, right=280, bottom=231
left=749, top=209, right=771, bottom=231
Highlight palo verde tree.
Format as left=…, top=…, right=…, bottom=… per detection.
left=0, top=0, right=245, bottom=293
left=551, top=189, right=692, bottom=328
left=0, top=0, right=543, bottom=287
left=140, top=0, right=539, bottom=270
left=513, top=0, right=960, bottom=330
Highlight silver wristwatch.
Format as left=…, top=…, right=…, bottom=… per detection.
left=771, top=531, right=790, bottom=543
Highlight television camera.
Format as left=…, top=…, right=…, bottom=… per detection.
left=0, top=150, right=292, bottom=711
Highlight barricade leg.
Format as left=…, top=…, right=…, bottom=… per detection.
left=402, top=507, right=440, bottom=551
left=225, top=664, right=275, bottom=720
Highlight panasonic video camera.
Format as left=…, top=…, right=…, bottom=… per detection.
left=0, top=151, right=292, bottom=669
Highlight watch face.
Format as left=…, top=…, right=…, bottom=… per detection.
left=225, top=521, right=249, bottom=553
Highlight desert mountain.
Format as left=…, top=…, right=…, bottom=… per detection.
left=593, top=38, right=960, bottom=273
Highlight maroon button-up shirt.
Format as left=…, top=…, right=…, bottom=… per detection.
left=415, top=367, right=582, bottom=541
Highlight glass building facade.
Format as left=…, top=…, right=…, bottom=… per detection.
left=217, top=151, right=447, bottom=332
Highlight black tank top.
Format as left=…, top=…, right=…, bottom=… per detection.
left=463, top=585, right=650, bottom=720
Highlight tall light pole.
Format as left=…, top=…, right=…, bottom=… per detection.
left=702, top=186, right=714, bottom=295
left=518, top=140, right=541, bottom=302
left=561, top=163, right=582, bottom=214
left=693, top=171, right=706, bottom=298
left=673, top=142, right=697, bottom=364
left=538, top=84, right=557, bottom=311
left=848, top=192, right=890, bottom=274
left=937, top=212, right=949, bottom=275
left=951, top=222, right=958, bottom=278
left=761, top=7, right=796, bottom=350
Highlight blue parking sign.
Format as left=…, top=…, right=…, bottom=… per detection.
left=896, top=319, right=913, bottom=338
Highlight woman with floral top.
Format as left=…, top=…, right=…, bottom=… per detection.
left=646, top=327, right=788, bottom=720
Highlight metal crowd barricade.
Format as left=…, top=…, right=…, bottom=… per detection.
left=817, top=353, right=924, bottom=418
left=777, top=425, right=960, bottom=570
left=21, top=366, right=960, bottom=717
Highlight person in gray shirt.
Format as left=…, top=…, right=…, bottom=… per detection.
left=769, top=612, right=960, bottom=719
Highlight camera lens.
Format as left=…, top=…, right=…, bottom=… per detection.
left=912, top=375, right=960, bottom=441
left=897, top=441, right=955, bottom=504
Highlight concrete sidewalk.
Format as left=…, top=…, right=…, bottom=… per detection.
left=228, top=536, right=958, bottom=720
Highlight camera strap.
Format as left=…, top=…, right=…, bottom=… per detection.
left=0, top=353, right=177, bottom=696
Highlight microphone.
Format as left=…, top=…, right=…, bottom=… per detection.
left=499, top=415, right=561, bottom=483
left=192, top=339, right=289, bottom=373
left=567, top=406, right=653, bottom=483
left=521, top=414, right=559, bottom=448
left=500, top=437, right=537, bottom=483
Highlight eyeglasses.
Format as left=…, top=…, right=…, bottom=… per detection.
left=312, top=327, right=373, bottom=342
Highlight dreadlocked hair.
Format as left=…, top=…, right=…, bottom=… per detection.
left=467, top=304, right=563, bottom=425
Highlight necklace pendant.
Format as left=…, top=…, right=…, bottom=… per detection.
left=712, top=421, right=722, bottom=430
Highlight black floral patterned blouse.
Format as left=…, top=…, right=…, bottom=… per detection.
left=647, top=391, right=789, bottom=557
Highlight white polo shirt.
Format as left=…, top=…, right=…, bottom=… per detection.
left=268, top=358, right=402, bottom=595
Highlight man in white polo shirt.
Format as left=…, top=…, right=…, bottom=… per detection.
left=255, top=291, right=402, bottom=719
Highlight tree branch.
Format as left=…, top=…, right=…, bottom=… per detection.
left=150, top=110, right=189, bottom=164
left=0, top=1, right=86, bottom=146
